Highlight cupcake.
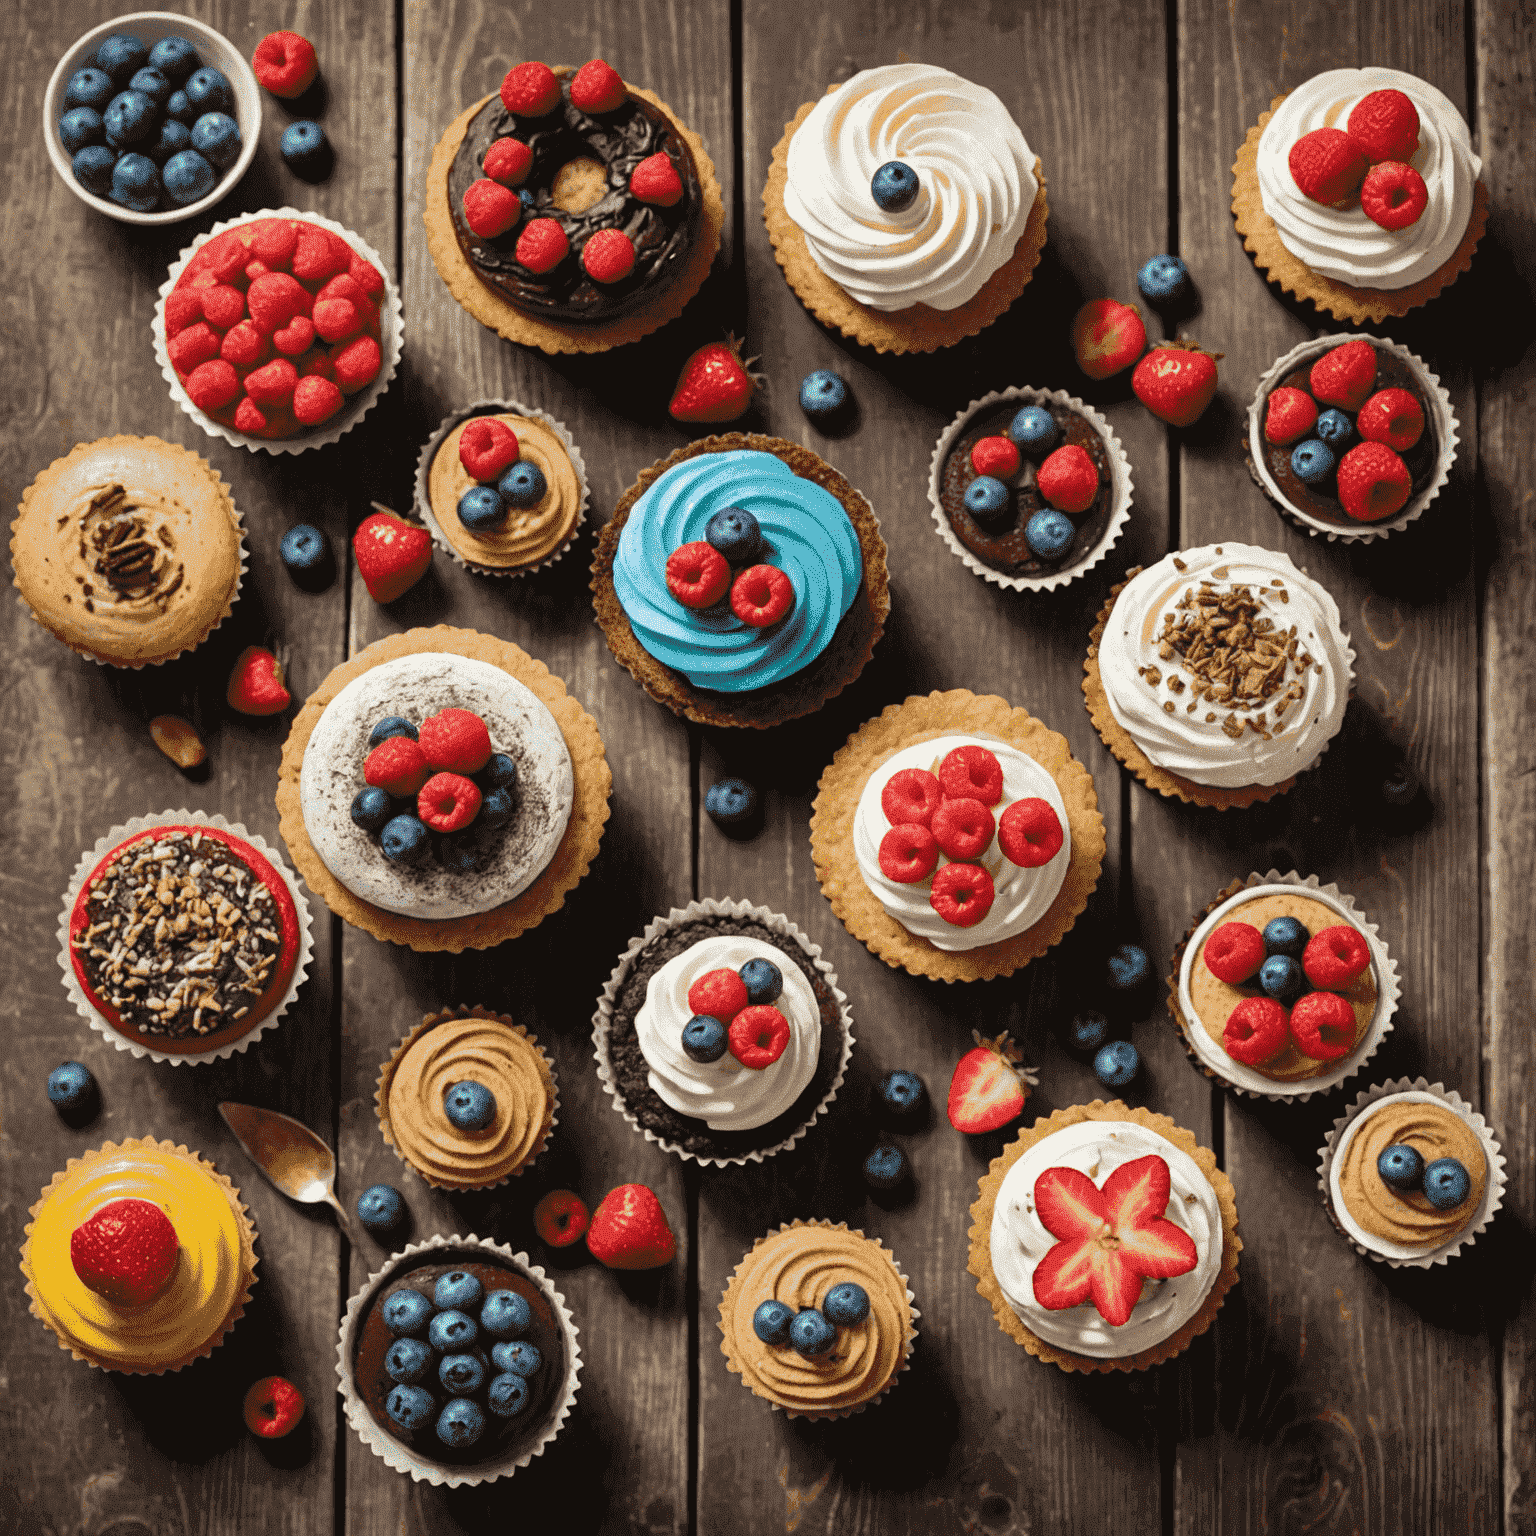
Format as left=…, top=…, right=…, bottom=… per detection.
left=1083, top=543, right=1355, bottom=809
left=810, top=690, right=1105, bottom=983
left=764, top=63, right=1049, bottom=352
left=591, top=434, right=889, bottom=729
left=1168, top=872, right=1398, bottom=1099
left=154, top=209, right=402, bottom=453
left=21, top=1136, right=258, bottom=1373
left=1232, top=66, right=1487, bottom=323
left=718, top=1220, right=916, bottom=1417
left=968, top=1103, right=1241, bottom=1373
left=338, top=1233, right=580, bottom=1486
left=592, top=898, right=852, bottom=1166
left=415, top=401, right=587, bottom=576
left=276, top=626, right=611, bottom=952
left=13, top=435, right=244, bottom=667
left=1248, top=334, right=1457, bottom=542
left=1319, top=1079, right=1506, bottom=1267
left=424, top=58, right=723, bottom=354
left=59, top=811, right=312, bottom=1066
left=378, top=1006, right=557, bottom=1190
left=928, top=388, right=1133, bottom=591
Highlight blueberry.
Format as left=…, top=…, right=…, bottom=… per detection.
left=1315, top=409, right=1354, bottom=448
left=280, top=119, right=330, bottom=177
left=350, top=786, right=391, bottom=833
left=870, top=159, right=919, bottom=213
left=1068, top=1010, right=1109, bottom=1054
left=148, top=36, right=201, bottom=83
left=165, top=89, right=195, bottom=125
left=190, top=112, right=241, bottom=170
left=278, top=522, right=330, bottom=584
left=476, top=753, right=518, bottom=790
left=1290, top=440, right=1335, bottom=485
left=1107, top=943, right=1153, bottom=991
left=822, top=1282, right=869, bottom=1327
left=479, top=785, right=516, bottom=828
left=385, top=1384, right=436, bottom=1431
left=437, top=834, right=481, bottom=873
left=428, top=1309, right=478, bottom=1352
left=681, top=1015, right=729, bottom=1063
left=704, top=505, right=762, bottom=564
left=799, top=368, right=849, bottom=422
left=65, top=67, right=115, bottom=111
left=1008, top=405, right=1058, bottom=457
left=878, top=1069, right=925, bottom=1118
left=95, top=34, right=149, bottom=84
left=1262, top=916, right=1310, bottom=959
left=491, top=1340, right=541, bottom=1376
left=432, top=1270, right=484, bottom=1312
left=384, top=1337, right=433, bottom=1384
left=382, top=1288, right=434, bottom=1337
left=519, top=189, right=537, bottom=218
left=110, top=153, right=160, bottom=212
left=498, top=461, right=547, bottom=508
left=103, top=90, right=156, bottom=148
left=1382, top=761, right=1418, bottom=808
left=443, top=1081, right=497, bottom=1133
left=59, top=107, right=105, bottom=155
left=1025, top=509, right=1075, bottom=561
left=704, top=776, right=758, bottom=829
left=184, top=66, right=234, bottom=116
left=72, top=145, right=118, bottom=197
left=1136, top=253, right=1190, bottom=305
left=129, top=67, right=174, bottom=107
left=739, top=957, right=782, bottom=1005
left=1093, top=1039, right=1141, bottom=1088
left=862, top=1142, right=909, bottom=1190
left=487, top=1372, right=530, bottom=1417
left=1258, top=953, right=1305, bottom=1004
left=144, top=119, right=190, bottom=166
left=963, top=475, right=1011, bottom=524
left=481, top=1290, right=532, bottom=1339
left=162, top=149, right=215, bottom=206
left=457, top=485, right=505, bottom=531
left=1376, top=1143, right=1424, bottom=1191
left=788, top=1307, right=837, bottom=1357
left=436, top=1398, right=484, bottom=1448
left=1422, top=1157, right=1472, bottom=1210
left=356, top=1182, right=405, bottom=1235
left=439, top=1351, right=488, bottom=1395
left=47, top=1061, right=97, bottom=1113
left=381, top=814, right=430, bottom=864
left=752, top=1299, right=794, bottom=1345
left=369, top=715, right=418, bottom=747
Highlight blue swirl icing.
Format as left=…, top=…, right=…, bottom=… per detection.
left=613, top=450, right=863, bottom=692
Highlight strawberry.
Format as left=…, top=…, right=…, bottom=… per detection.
left=1336, top=441, right=1411, bottom=521
left=1131, top=339, right=1221, bottom=427
left=419, top=707, right=492, bottom=773
left=484, top=137, right=534, bottom=187
left=1287, top=127, right=1368, bottom=206
left=70, top=1197, right=179, bottom=1306
left=1360, top=161, right=1427, bottom=231
left=946, top=1030, right=1032, bottom=1133
left=534, top=1189, right=591, bottom=1247
left=515, top=218, right=570, bottom=274
left=582, top=228, right=636, bottom=284
left=1070, top=298, right=1147, bottom=380
left=1346, top=88, right=1420, bottom=164
left=570, top=59, right=627, bottom=114
left=1309, top=338, right=1377, bottom=411
left=668, top=336, right=759, bottom=424
left=243, top=1376, right=306, bottom=1438
left=463, top=178, right=522, bottom=239
left=1263, top=385, right=1319, bottom=446
left=1036, top=444, right=1099, bottom=513
left=226, top=646, right=290, bottom=716
left=586, top=1183, right=677, bottom=1270
left=500, top=61, right=562, bottom=117
left=353, top=507, right=431, bottom=603
left=630, top=152, right=683, bottom=207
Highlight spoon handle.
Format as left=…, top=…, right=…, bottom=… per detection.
left=323, top=1188, right=362, bottom=1251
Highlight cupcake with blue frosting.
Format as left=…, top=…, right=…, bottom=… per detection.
left=591, top=434, right=888, bottom=728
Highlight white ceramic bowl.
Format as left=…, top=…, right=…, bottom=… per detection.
left=43, top=11, right=261, bottom=227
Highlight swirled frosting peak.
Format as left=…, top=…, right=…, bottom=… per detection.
left=783, top=63, right=1038, bottom=312
left=613, top=451, right=861, bottom=692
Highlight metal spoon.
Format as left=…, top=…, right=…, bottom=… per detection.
left=218, top=1101, right=359, bottom=1248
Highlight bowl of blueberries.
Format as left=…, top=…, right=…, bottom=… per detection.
left=44, top=11, right=261, bottom=225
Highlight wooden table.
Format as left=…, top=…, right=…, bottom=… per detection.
left=4, top=1, right=1533, bottom=1531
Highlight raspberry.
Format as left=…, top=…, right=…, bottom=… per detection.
left=332, top=335, right=381, bottom=393
left=463, top=178, right=522, bottom=239
left=878, top=823, right=940, bottom=883
left=164, top=289, right=203, bottom=337
left=234, top=396, right=267, bottom=435
left=500, top=62, right=562, bottom=117
left=665, top=541, right=730, bottom=608
left=318, top=273, right=369, bottom=310
left=417, top=771, right=482, bottom=833
left=570, top=59, right=626, bottom=113
left=1336, top=441, right=1411, bottom=522
left=1356, top=388, right=1424, bottom=452
left=185, top=359, right=240, bottom=412
left=252, top=31, right=319, bottom=99
left=516, top=217, right=569, bottom=274
left=728, top=1005, right=790, bottom=1069
left=418, top=708, right=492, bottom=773
left=1222, top=997, right=1289, bottom=1066
left=688, top=967, right=748, bottom=1023
left=348, top=253, right=385, bottom=296
left=248, top=272, right=309, bottom=336
left=192, top=231, right=250, bottom=286
left=220, top=320, right=268, bottom=371
left=1346, top=88, right=1420, bottom=164
left=1288, top=127, right=1369, bottom=205
left=582, top=228, right=636, bottom=284
left=930, top=797, right=994, bottom=860
left=250, top=219, right=300, bottom=269
left=1036, top=444, right=1099, bottom=513
left=938, top=745, right=1004, bottom=806
left=1361, top=161, right=1428, bottom=231
left=1202, top=921, right=1265, bottom=984
left=730, top=565, right=794, bottom=627
left=1302, top=924, right=1372, bottom=989
left=929, top=862, right=995, bottom=927
left=292, top=226, right=351, bottom=285
left=292, top=374, right=343, bottom=426
left=459, top=418, right=520, bottom=482
left=313, top=297, right=362, bottom=343
left=244, top=359, right=298, bottom=406
left=168, top=321, right=221, bottom=374
left=483, top=137, right=533, bottom=187
left=630, top=151, right=682, bottom=206
left=970, top=435, right=1021, bottom=480
left=1264, top=386, right=1319, bottom=446
left=273, top=316, right=316, bottom=356
left=364, top=736, right=430, bottom=796
left=200, top=284, right=246, bottom=329
left=880, top=767, right=941, bottom=828
left=1309, top=339, right=1377, bottom=411
left=1288, top=989, right=1357, bottom=1061
left=997, top=798, right=1063, bottom=868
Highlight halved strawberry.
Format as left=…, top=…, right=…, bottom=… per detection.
left=946, top=1030, right=1032, bottom=1134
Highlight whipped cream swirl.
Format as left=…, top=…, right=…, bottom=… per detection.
left=634, top=935, right=821, bottom=1131
left=1099, top=544, right=1351, bottom=789
left=1256, top=67, right=1481, bottom=290
left=852, top=733, right=1070, bottom=952
left=783, top=64, right=1038, bottom=312
left=990, top=1121, right=1222, bottom=1358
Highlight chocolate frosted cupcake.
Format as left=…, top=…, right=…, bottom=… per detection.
left=592, top=899, right=852, bottom=1166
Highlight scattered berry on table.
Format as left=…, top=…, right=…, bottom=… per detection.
left=1137, top=253, right=1190, bottom=306
left=668, top=337, right=758, bottom=424
left=356, top=1183, right=405, bottom=1236
left=280, top=120, right=330, bottom=179
left=947, top=1031, right=1030, bottom=1133
left=1068, top=1011, right=1109, bottom=1053
left=1107, top=943, right=1152, bottom=991
left=533, top=1189, right=591, bottom=1248
left=799, top=368, right=849, bottom=422
left=1072, top=298, right=1146, bottom=379
left=863, top=1142, right=909, bottom=1190
left=242, top=1376, right=305, bottom=1438
left=1132, top=341, right=1220, bottom=427
left=47, top=1061, right=97, bottom=1114
left=354, top=511, right=432, bottom=604
left=1381, top=761, right=1419, bottom=808
left=587, top=1183, right=677, bottom=1269
left=878, top=1069, right=926, bottom=1119
left=1093, top=1039, right=1140, bottom=1088
left=149, top=714, right=206, bottom=770
left=279, top=522, right=333, bottom=587
left=704, top=776, right=759, bottom=829
left=226, top=645, right=290, bottom=716
left=870, top=159, right=919, bottom=212
left=252, top=31, right=319, bottom=99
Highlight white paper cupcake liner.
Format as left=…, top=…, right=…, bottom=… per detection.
left=336, top=1233, right=581, bottom=1487
left=1318, top=1078, right=1506, bottom=1268
left=1169, top=870, right=1399, bottom=1101
left=928, top=387, right=1133, bottom=593
left=1246, top=333, right=1458, bottom=543
left=413, top=400, right=589, bottom=578
left=58, top=810, right=314, bottom=1066
left=153, top=207, right=404, bottom=456
left=592, top=898, right=855, bottom=1169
